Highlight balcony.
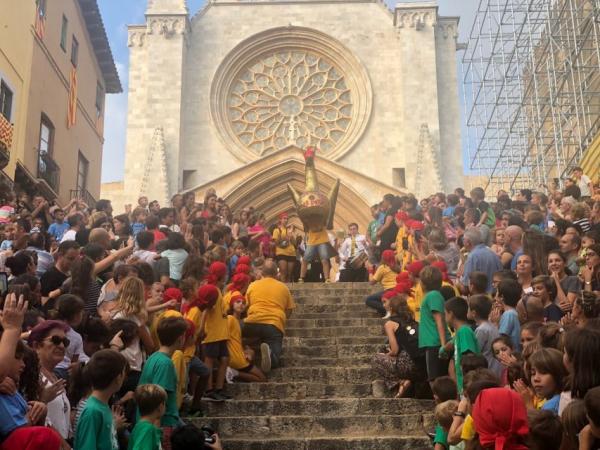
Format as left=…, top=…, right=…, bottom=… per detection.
left=0, top=114, right=13, bottom=170
left=69, top=189, right=96, bottom=208
left=37, top=150, right=60, bottom=195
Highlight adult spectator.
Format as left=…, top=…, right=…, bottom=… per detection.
left=376, top=194, right=399, bottom=252
left=338, top=223, right=368, bottom=282
left=460, top=228, right=502, bottom=293
left=243, top=259, right=295, bottom=373
left=40, top=241, right=80, bottom=310
left=563, top=178, right=582, bottom=201
left=95, top=199, right=113, bottom=219
left=572, top=166, right=593, bottom=199
left=25, top=232, right=53, bottom=277
left=60, top=214, right=83, bottom=243
left=505, top=225, right=524, bottom=270
left=158, top=207, right=180, bottom=233
left=559, top=232, right=581, bottom=275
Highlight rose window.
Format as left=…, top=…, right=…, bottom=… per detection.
left=227, top=51, right=353, bottom=155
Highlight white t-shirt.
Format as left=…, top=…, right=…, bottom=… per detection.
left=578, top=174, right=592, bottom=196
left=111, top=311, right=145, bottom=372
left=56, top=326, right=88, bottom=370
left=60, top=229, right=77, bottom=243
left=41, top=372, right=71, bottom=439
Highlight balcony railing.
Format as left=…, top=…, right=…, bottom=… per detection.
left=37, top=150, right=60, bottom=194
left=69, top=189, right=96, bottom=208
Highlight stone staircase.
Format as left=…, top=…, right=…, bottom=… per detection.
left=196, top=282, right=434, bottom=449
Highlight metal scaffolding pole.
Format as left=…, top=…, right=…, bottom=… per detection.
left=461, top=0, right=600, bottom=197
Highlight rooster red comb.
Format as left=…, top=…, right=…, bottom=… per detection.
left=304, top=147, right=316, bottom=161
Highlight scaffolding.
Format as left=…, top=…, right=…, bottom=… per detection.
left=462, top=0, right=600, bottom=196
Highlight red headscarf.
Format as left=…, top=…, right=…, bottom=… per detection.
left=206, top=261, right=227, bottom=285
left=431, top=261, right=450, bottom=282
left=228, top=291, right=246, bottom=308
left=382, top=290, right=398, bottom=300
left=406, top=261, right=425, bottom=277
left=235, top=264, right=251, bottom=275
left=395, top=280, right=414, bottom=296
left=395, top=211, right=409, bottom=222
left=237, top=256, right=251, bottom=266
left=163, top=287, right=183, bottom=304
left=183, top=284, right=220, bottom=314
left=406, top=220, right=424, bottom=231
left=227, top=273, right=250, bottom=292
left=472, top=388, right=529, bottom=450
left=381, top=250, right=396, bottom=267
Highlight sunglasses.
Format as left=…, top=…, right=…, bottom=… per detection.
left=45, top=336, right=70, bottom=347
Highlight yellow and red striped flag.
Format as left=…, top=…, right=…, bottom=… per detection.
left=67, top=67, right=78, bottom=128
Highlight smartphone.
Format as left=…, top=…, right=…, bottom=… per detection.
left=0, top=272, right=7, bottom=295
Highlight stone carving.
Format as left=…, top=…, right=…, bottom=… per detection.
left=127, top=30, right=146, bottom=47
left=227, top=50, right=353, bottom=156
left=395, top=9, right=437, bottom=29
left=147, top=18, right=186, bottom=37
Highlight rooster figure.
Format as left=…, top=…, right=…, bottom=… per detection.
left=287, top=147, right=340, bottom=230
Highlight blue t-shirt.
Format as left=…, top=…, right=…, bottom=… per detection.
left=443, top=205, right=456, bottom=217
left=541, top=394, right=560, bottom=415
left=0, top=240, right=12, bottom=251
left=48, top=222, right=70, bottom=242
left=0, top=391, right=28, bottom=436
left=499, top=308, right=521, bottom=352
left=131, top=222, right=146, bottom=237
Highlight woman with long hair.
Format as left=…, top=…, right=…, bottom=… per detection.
left=232, top=209, right=250, bottom=244
left=69, top=256, right=102, bottom=315
left=547, top=250, right=581, bottom=312
left=581, top=243, right=600, bottom=293
left=371, top=287, right=425, bottom=398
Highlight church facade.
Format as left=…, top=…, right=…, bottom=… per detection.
left=116, top=0, right=463, bottom=229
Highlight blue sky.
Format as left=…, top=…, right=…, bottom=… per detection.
left=98, top=0, right=477, bottom=182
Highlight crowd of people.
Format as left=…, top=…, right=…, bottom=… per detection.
left=0, top=164, right=597, bottom=450
left=362, top=167, right=600, bottom=450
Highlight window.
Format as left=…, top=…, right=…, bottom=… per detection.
left=392, top=168, right=406, bottom=188
left=39, top=115, right=54, bottom=156
left=76, top=151, right=88, bottom=192
left=95, top=82, right=104, bottom=117
left=36, top=0, right=47, bottom=17
left=60, top=15, right=68, bottom=51
left=71, top=36, right=79, bottom=67
left=0, top=81, right=13, bottom=121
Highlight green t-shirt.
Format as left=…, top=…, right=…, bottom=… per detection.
left=128, top=419, right=163, bottom=450
left=434, top=423, right=448, bottom=448
left=367, top=219, right=379, bottom=243
left=74, top=395, right=118, bottom=450
left=454, top=324, right=480, bottom=393
left=418, top=291, right=451, bottom=348
left=139, top=351, right=179, bottom=427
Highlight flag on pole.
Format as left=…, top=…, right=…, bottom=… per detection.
left=67, top=67, right=78, bottom=128
left=34, top=2, right=46, bottom=39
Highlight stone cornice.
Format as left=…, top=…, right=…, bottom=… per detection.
left=394, top=3, right=438, bottom=29
left=437, top=16, right=460, bottom=41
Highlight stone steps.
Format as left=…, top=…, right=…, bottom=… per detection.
left=220, top=436, right=432, bottom=450
left=226, top=382, right=373, bottom=400
left=195, top=282, right=431, bottom=449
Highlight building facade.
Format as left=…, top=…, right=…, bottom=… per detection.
left=115, top=0, right=463, bottom=228
left=0, top=0, right=121, bottom=205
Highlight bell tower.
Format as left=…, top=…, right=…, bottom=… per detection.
left=123, top=0, right=189, bottom=205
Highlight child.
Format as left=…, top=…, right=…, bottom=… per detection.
left=130, top=207, right=148, bottom=237
left=74, top=349, right=128, bottom=450
left=521, top=321, right=543, bottom=349
left=529, top=348, right=566, bottom=414
left=443, top=297, right=480, bottom=393
left=228, top=240, right=244, bottom=275
left=531, top=275, right=564, bottom=323
left=418, top=266, right=451, bottom=382
left=526, top=409, right=563, bottom=450
left=468, top=294, right=502, bottom=378
left=128, top=384, right=167, bottom=450
left=138, top=316, right=188, bottom=446
left=54, top=294, right=86, bottom=380
left=199, top=262, right=230, bottom=401
left=431, top=376, right=458, bottom=450
left=365, top=249, right=400, bottom=318
left=48, top=208, right=69, bottom=243
left=227, top=292, right=266, bottom=382
left=133, top=231, right=157, bottom=265
left=496, top=279, right=522, bottom=351
left=433, top=400, right=460, bottom=450
left=470, top=187, right=496, bottom=228
left=492, top=336, right=515, bottom=386
left=581, top=386, right=600, bottom=449
left=468, top=272, right=488, bottom=296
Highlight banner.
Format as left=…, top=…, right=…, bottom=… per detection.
left=67, top=67, right=77, bottom=128
left=34, top=3, right=45, bottom=39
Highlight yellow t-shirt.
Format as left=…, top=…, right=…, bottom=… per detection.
left=171, top=350, right=186, bottom=408
left=443, top=280, right=460, bottom=297
left=273, top=227, right=296, bottom=257
left=245, top=277, right=296, bottom=333
left=307, top=229, right=329, bottom=246
left=202, top=290, right=229, bottom=344
left=150, top=309, right=183, bottom=349
left=373, top=265, right=398, bottom=291
left=227, top=315, right=249, bottom=370
left=394, top=226, right=415, bottom=269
